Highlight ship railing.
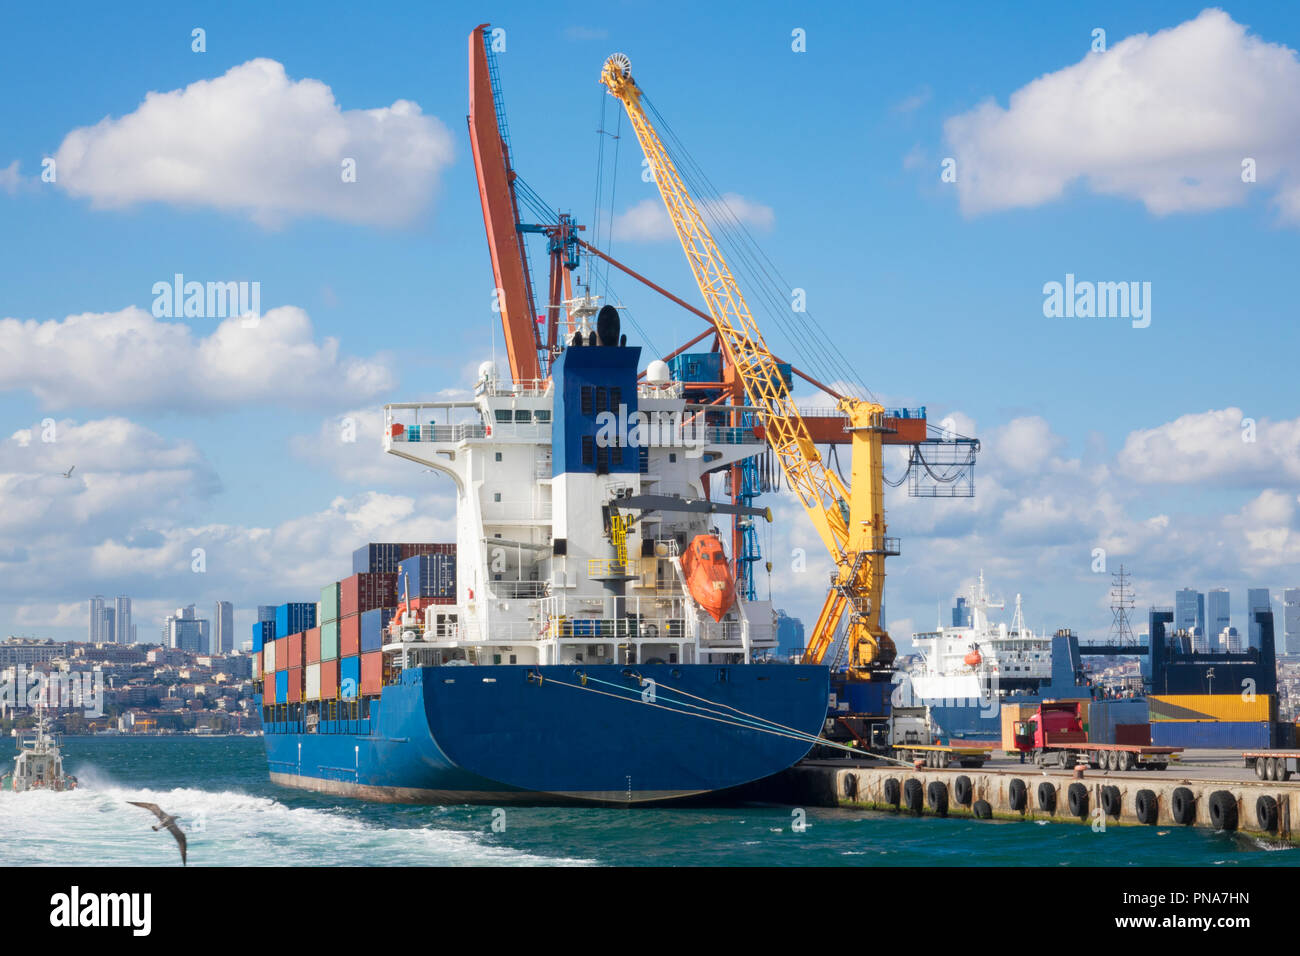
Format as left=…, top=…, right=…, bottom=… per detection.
left=587, top=558, right=628, bottom=578
left=422, top=620, right=548, bottom=642
left=490, top=580, right=550, bottom=600
left=393, top=422, right=488, bottom=444
left=476, top=379, right=553, bottom=399
left=638, top=381, right=684, bottom=399
left=543, top=616, right=686, bottom=641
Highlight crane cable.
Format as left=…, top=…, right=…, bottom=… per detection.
left=641, top=93, right=872, bottom=403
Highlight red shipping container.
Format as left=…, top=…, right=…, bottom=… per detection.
left=400, top=542, right=455, bottom=559
left=320, top=659, right=339, bottom=699
left=287, top=631, right=304, bottom=670
left=274, top=637, right=288, bottom=671
left=287, top=667, right=303, bottom=703
left=360, top=651, right=384, bottom=696
left=340, top=572, right=398, bottom=619
left=306, top=627, right=321, bottom=664
left=253, top=651, right=262, bottom=674
left=341, top=615, right=361, bottom=657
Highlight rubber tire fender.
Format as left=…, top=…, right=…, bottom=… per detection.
left=1100, top=785, right=1122, bottom=818
left=883, top=777, right=901, bottom=808
left=1067, top=782, right=1089, bottom=819
left=1208, top=790, right=1238, bottom=831
left=1036, top=782, right=1057, bottom=813
left=1134, top=789, right=1159, bottom=825
left=972, top=799, right=993, bottom=820
left=843, top=773, right=859, bottom=801
left=902, top=778, right=924, bottom=813
left=1256, top=795, right=1279, bottom=833
left=1007, top=778, right=1028, bottom=812
left=954, top=774, right=973, bottom=806
left=927, top=780, right=949, bottom=816
left=1170, top=787, right=1196, bottom=825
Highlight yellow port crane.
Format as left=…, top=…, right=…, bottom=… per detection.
left=600, top=54, right=896, bottom=675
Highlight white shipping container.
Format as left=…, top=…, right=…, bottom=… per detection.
left=263, top=642, right=276, bottom=675
left=305, top=662, right=321, bottom=700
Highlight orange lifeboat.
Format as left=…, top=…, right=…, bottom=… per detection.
left=964, top=646, right=983, bottom=668
left=682, top=534, right=736, bottom=623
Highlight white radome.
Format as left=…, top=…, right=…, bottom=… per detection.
left=645, top=359, right=670, bottom=385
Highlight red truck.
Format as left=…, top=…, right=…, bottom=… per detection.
left=1012, top=701, right=1180, bottom=771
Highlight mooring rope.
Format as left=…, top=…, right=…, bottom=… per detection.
left=535, top=672, right=910, bottom=764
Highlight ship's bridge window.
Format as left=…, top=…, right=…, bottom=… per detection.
left=495, top=409, right=512, bottom=423
left=535, top=409, right=551, bottom=423
left=515, top=409, right=532, bottom=423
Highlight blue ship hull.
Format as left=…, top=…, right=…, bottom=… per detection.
left=261, top=663, right=829, bottom=804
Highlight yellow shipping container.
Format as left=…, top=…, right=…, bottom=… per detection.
left=1148, top=693, right=1274, bottom=723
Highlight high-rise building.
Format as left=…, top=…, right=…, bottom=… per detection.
left=257, top=606, right=276, bottom=623
left=952, top=597, right=971, bottom=628
left=1285, top=588, right=1300, bottom=656
left=774, top=609, right=805, bottom=655
left=114, top=596, right=132, bottom=644
left=213, top=601, right=234, bottom=655
left=1218, top=626, right=1241, bottom=654
left=102, top=606, right=116, bottom=643
left=164, top=604, right=209, bottom=653
left=88, top=596, right=106, bottom=642
left=1207, top=588, right=1230, bottom=646
left=1247, top=588, right=1271, bottom=651
left=1174, top=588, right=1204, bottom=637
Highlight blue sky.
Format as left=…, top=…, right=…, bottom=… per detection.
left=2, top=2, right=1298, bottom=648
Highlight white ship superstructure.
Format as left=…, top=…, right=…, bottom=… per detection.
left=381, top=307, right=779, bottom=671
left=909, top=572, right=1054, bottom=703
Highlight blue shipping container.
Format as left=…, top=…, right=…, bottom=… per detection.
left=274, top=670, right=288, bottom=704
left=275, top=602, right=317, bottom=640
left=353, top=543, right=402, bottom=575
left=1088, top=699, right=1150, bottom=745
left=360, top=608, right=393, bottom=653
left=251, top=620, right=275, bottom=652
left=1149, top=720, right=1272, bottom=750
left=340, top=656, right=361, bottom=699
left=840, top=681, right=892, bottom=717
left=397, top=553, right=455, bottom=599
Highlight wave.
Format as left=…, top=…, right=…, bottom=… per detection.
left=0, top=781, right=592, bottom=867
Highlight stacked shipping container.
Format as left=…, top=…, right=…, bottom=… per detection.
left=261, top=542, right=453, bottom=708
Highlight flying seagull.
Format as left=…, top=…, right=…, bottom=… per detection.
left=127, top=801, right=187, bottom=865
left=61, top=465, right=75, bottom=478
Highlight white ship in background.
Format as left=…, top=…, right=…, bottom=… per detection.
left=904, top=572, right=1086, bottom=739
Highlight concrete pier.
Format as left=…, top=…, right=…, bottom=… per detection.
left=781, top=761, right=1298, bottom=839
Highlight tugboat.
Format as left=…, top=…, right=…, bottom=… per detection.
left=1, top=703, right=78, bottom=792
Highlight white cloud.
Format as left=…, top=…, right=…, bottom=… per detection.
left=52, top=58, right=454, bottom=227
left=612, top=193, right=775, bottom=241
left=1117, top=407, right=1300, bottom=485
left=0, top=305, right=394, bottom=411
left=0, top=160, right=25, bottom=196
left=944, top=9, right=1300, bottom=223
left=893, top=86, right=932, bottom=114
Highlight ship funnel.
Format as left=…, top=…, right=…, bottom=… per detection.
left=597, top=305, right=621, bottom=347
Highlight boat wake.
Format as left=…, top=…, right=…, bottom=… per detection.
left=0, top=780, right=592, bottom=867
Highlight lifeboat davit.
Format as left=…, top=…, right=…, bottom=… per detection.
left=964, top=647, right=983, bottom=668
left=682, top=534, right=736, bottom=623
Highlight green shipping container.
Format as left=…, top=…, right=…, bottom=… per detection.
left=321, top=619, right=340, bottom=661
left=320, top=582, right=341, bottom=623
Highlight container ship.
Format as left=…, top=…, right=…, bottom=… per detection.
left=252, top=309, right=829, bottom=804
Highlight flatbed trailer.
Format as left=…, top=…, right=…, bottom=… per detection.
left=1033, top=741, right=1181, bottom=771
left=894, top=742, right=992, bottom=769
left=1243, top=750, right=1300, bottom=781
